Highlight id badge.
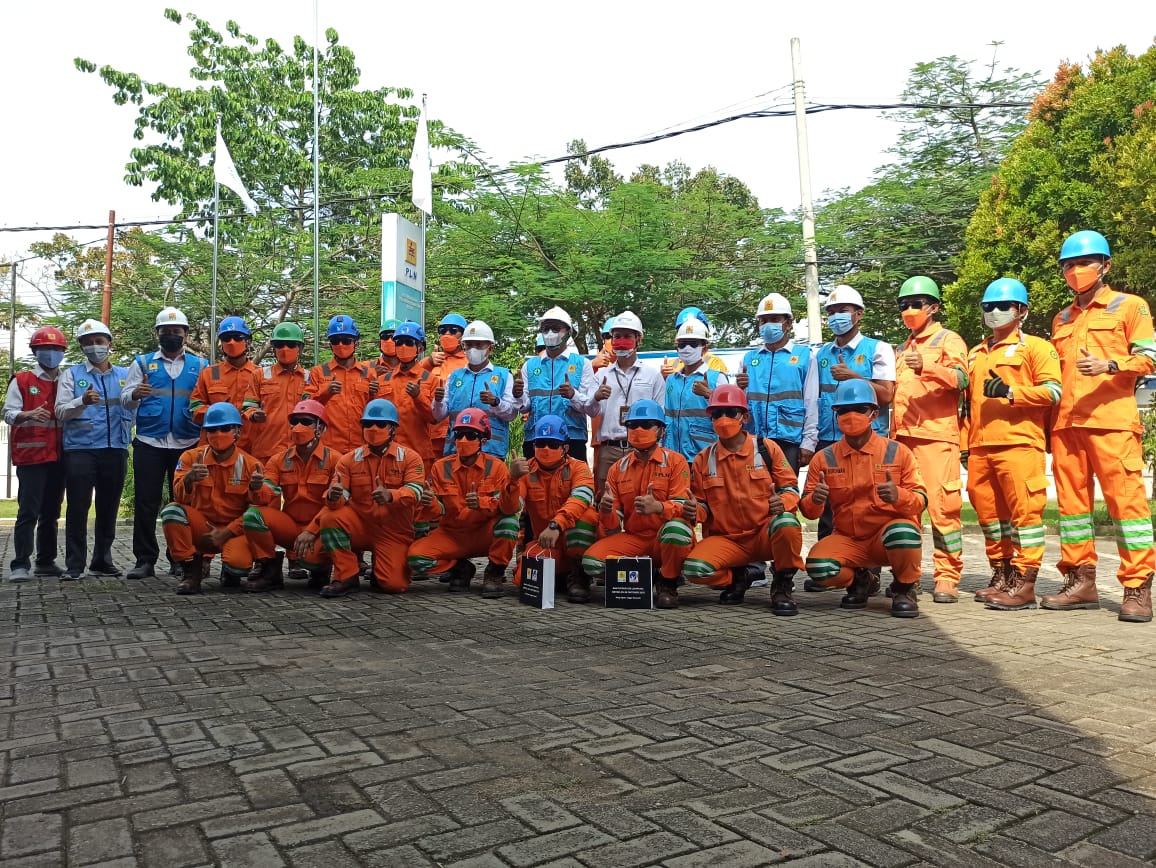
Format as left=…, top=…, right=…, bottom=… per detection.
left=619, top=404, right=630, bottom=426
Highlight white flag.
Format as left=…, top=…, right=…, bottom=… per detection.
left=214, top=119, right=259, bottom=215
left=409, top=99, right=433, bottom=216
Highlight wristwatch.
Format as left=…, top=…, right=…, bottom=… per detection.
left=547, top=520, right=561, bottom=530
left=1107, top=360, right=1119, bottom=374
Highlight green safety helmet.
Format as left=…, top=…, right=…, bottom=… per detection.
left=379, top=318, right=401, bottom=337
left=271, top=321, right=305, bottom=343
left=898, top=276, right=940, bottom=302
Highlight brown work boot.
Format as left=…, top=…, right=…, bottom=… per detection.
left=245, top=552, right=284, bottom=592
left=319, top=576, right=359, bottom=598
left=447, top=559, right=476, bottom=592
left=984, top=566, right=1038, bottom=610
left=655, top=579, right=679, bottom=609
left=932, top=581, right=959, bottom=603
left=566, top=571, right=591, bottom=604
left=769, top=569, right=798, bottom=616
left=974, top=559, right=1012, bottom=603
left=1119, top=576, right=1153, bottom=623
left=174, top=557, right=204, bottom=595
left=719, top=566, right=753, bottom=605
left=840, top=568, right=878, bottom=610
left=1040, top=564, right=1099, bottom=610
left=481, top=562, right=506, bottom=599
left=890, top=581, right=920, bottom=618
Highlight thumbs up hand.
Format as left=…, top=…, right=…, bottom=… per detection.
left=1076, top=347, right=1111, bottom=376
left=903, top=350, right=923, bottom=374
left=811, top=470, right=830, bottom=505
left=682, top=494, right=699, bottom=525
left=249, top=466, right=265, bottom=491
left=433, top=384, right=446, bottom=402
left=768, top=489, right=785, bottom=516
left=557, top=380, right=575, bottom=399
left=735, top=367, right=750, bottom=390
left=876, top=469, right=899, bottom=504
left=509, top=457, right=531, bottom=480
left=327, top=475, right=345, bottom=503
left=82, top=385, right=101, bottom=405
left=372, top=475, right=393, bottom=505
left=831, top=353, right=854, bottom=381
left=661, top=356, right=676, bottom=377
left=479, top=385, right=498, bottom=406
left=405, top=380, right=421, bottom=399
left=634, top=483, right=663, bottom=516
left=512, top=370, right=525, bottom=398
left=692, top=378, right=712, bottom=398
left=420, top=482, right=434, bottom=507
left=465, top=483, right=480, bottom=510
left=599, top=488, right=615, bottom=514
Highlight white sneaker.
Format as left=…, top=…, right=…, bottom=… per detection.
left=8, top=567, right=32, bottom=583
left=749, top=578, right=770, bottom=588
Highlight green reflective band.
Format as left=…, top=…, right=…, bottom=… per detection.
left=572, top=485, right=594, bottom=506
left=777, top=485, right=800, bottom=497
left=805, top=557, right=842, bottom=580
left=979, top=522, right=1002, bottom=542
left=408, top=555, right=437, bottom=573
left=933, top=527, right=963, bottom=554
left=1115, top=518, right=1155, bottom=551
left=1044, top=381, right=1062, bottom=403
left=1016, top=525, right=1046, bottom=548
left=1130, top=338, right=1156, bottom=361
left=882, top=524, right=922, bottom=549
left=404, top=482, right=424, bottom=499
left=241, top=507, right=268, bottom=532
left=565, top=528, right=595, bottom=548
left=580, top=555, right=604, bottom=576
left=682, top=558, right=715, bottom=579
left=954, top=367, right=969, bottom=391
left=160, top=504, right=188, bottom=525
left=770, top=513, right=800, bottom=532
left=494, top=515, right=521, bottom=540
left=659, top=521, right=694, bottom=546
left=319, top=527, right=351, bottom=551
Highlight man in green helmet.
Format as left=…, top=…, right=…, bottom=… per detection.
left=892, top=277, right=969, bottom=602
left=243, top=321, right=311, bottom=464
left=370, top=319, right=402, bottom=377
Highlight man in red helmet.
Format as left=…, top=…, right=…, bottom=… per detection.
left=408, top=409, right=523, bottom=598
left=681, top=385, right=806, bottom=615
left=240, top=400, right=334, bottom=591
left=4, top=326, right=68, bottom=581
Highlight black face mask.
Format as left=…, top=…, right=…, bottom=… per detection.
left=159, top=334, right=185, bottom=352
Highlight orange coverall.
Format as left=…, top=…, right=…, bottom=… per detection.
left=162, top=444, right=273, bottom=570
left=422, top=350, right=468, bottom=457
left=241, top=444, right=335, bottom=567
left=1052, top=288, right=1156, bottom=586
left=302, top=360, right=376, bottom=456
left=189, top=360, right=261, bottom=453
left=318, top=443, right=425, bottom=592
left=509, top=457, right=597, bottom=584
left=892, top=322, right=969, bottom=586
left=408, top=453, right=523, bottom=576
left=801, top=434, right=927, bottom=588
left=375, top=364, right=438, bottom=466
left=962, top=330, right=1061, bottom=573
left=243, top=364, right=311, bottom=463
left=682, top=436, right=805, bottom=586
left=581, top=447, right=694, bottom=582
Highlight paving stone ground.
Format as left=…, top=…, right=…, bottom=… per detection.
left=3, top=527, right=1156, bottom=867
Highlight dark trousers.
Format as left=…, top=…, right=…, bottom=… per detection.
left=11, top=461, right=67, bottom=570
left=65, top=449, right=128, bottom=572
left=522, top=437, right=588, bottom=463
left=131, top=439, right=184, bottom=568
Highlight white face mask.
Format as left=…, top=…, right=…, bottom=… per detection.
left=983, top=309, right=1019, bottom=330
left=465, top=347, right=488, bottom=366
left=542, top=330, right=565, bottom=348
left=677, top=345, right=703, bottom=365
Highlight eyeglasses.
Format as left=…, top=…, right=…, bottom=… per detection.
left=897, top=299, right=928, bottom=311
left=625, top=420, right=662, bottom=430
left=329, top=336, right=356, bottom=345
left=456, top=429, right=484, bottom=441
left=980, top=301, right=1015, bottom=313
left=361, top=420, right=394, bottom=429
left=288, top=416, right=317, bottom=427
left=271, top=340, right=300, bottom=349
left=394, top=337, right=419, bottom=347
left=835, top=404, right=874, bottom=415
left=709, top=408, right=743, bottom=420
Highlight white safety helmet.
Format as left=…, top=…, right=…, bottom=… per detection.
left=825, top=285, right=865, bottom=310
left=757, top=293, right=793, bottom=317
left=462, top=320, right=495, bottom=344
left=538, top=306, right=573, bottom=329
left=612, top=310, right=645, bottom=335
left=674, top=319, right=709, bottom=341
left=156, top=306, right=190, bottom=329
left=76, top=318, right=112, bottom=340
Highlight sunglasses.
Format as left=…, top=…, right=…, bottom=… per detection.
left=625, top=420, right=662, bottom=430
left=835, top=404, right=875, bottom=415
left=271, top=340, right=300, bottom=349
left=676, top=340, right=706, bottom=349
left=898, top=299, right=929, bottom=311
left=709, top=408, right=743, bottom=420
left=437, top=326, right=463, bottom=336
left=329, top=336, right=356, bottom=345
left=361, top=420, right=394, bottom=429
left=220, top=333, right=248, bottom=342
left=456, top=429, right=484, bottom=441
left=288, top=416, right=317, bottom=427
left=980, top=301, right=1015, bottom=313
left=535, top=440, right=565, bottom=449
left=394, top=337, right=419, bottom=347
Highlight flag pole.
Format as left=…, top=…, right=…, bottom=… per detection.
left=311, top=0, right=321, bottom=364
left=420, top=95, right=427, bottom=331
left=210, top=178, right=219, bottom=364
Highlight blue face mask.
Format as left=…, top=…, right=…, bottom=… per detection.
left=759, top=323, right=784, bottom=345
left=34, top=349, right=64, bottom=370
left=827, top=312, right=854, bottom=336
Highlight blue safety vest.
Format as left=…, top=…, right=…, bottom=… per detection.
left=133, top=352, right=206, bottom=442
left=62, top=364, right=134, bottom=451
left=525, top=352, right=588, bottom=441
left=743, top=344, right=811, bottom=444
left=816, top=338, right=890, bottom=441
left=663, top=367, right=723, bottom=463
left=443, top=365, right=513, bottom=458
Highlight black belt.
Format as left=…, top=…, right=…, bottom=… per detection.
left=600, top=439, right=629, bottom=448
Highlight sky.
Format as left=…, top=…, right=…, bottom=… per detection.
left=0, top=1, right=1151, bottom=302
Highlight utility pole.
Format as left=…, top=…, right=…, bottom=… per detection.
left=101, top=210, right=115, bottom=325
left=7, top=262, right=15, bottom=498
left=791, top=38, right=822, bottom=345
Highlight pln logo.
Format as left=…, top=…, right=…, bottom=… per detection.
left=405, top=238, right=418, bottom=266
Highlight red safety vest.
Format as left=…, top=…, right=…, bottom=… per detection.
left=9, top=372, right=61, bottom=465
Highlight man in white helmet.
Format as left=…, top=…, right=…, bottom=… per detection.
left=433, top=320, right=519, bottom=458
left=121, top=307, right=209, bottom=579
left=591, top=311, right=666, bottom=497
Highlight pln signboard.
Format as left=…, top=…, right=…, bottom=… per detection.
left=382, top=214, right=424, bottom=327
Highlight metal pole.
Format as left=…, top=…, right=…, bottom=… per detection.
left=6, top=263, right=15, bottom=498
left=312, top=0, right=321, bottom=364
left=791, top=37, right=822, bottom=345
left=210, top=180, right=219, bottom=364
left=419, top=93, right=428, bottom=332
left=101, top=210, right=115, bottom=325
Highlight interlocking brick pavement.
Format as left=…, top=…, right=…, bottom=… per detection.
left=2, top=528, right=1156, bottom=866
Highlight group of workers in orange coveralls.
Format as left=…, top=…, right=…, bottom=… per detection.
left=8, top=230, right=1155, bottom=623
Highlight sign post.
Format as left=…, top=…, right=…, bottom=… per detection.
left=382, top=213, right=424, bottom=328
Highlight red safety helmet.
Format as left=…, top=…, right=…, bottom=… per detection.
left=707, top=384, right=749, bottom=411
left=29, top=326, right=67, bottom=349
left=453, top=408, right=491, bottom=438
left=290, top=399, right=328, bottom=426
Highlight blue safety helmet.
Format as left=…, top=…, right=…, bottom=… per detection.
left=982, top=278, right=1029, bottom=306
left=601, top=317, right=615, bottom=337
left=393, top=321, right=426, bottom=343
left=1059, top=230, right=1110, bottom=262
left=625, top=400, right=666, bottom=425
left=675, top=306, right=710, bottom=331
left=533, top=415, right=568, bottom=443
left=218, top=316, right=251, bottom=337
left=202, top=401, right=244, bottom=428
left=362, top=399, right=400, bottom=425
left=831, top=379, right=878, bottom=409
left=438, top=313, right=468, bottom=331
left=326, top=314, right=360, bottom=339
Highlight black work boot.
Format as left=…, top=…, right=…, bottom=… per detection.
left=655, top=579, right=679, bottom=609
left=769, top=569, right=798, bottom=616
left=448, top=560, right=476, bottom=592
left=175, top=557, right=205, bottom=595
left=890, top=581, right=920, bottom=618
left=481, top=562, right=506, bottom=599
left=566, top=570, right=591, bottom=604
left=219, top=564, right=246, bottom=592
left=840, top=568, right=878, bottom=610
left=719, top=566, right=753, bottom=605
left=306, top=566, right=331, bottom=590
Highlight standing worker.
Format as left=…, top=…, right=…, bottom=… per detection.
left=375, top=321, right=438, bottom=466
left=4, top=326, right=69, bottom=582
left=662, top=307, right=730, bottom=377
left=432, top=320, right=518, bottom=458
left=368, top=319, right=401, bottom=377
left=962, top=279, right=1061, bottom=610
left=891, top=277, right=969, bottom=602
left=1047, top=231, right=1156, bottom=622
left=663, top=317, right=730, bottom=464
left=302, top=315, right=378, bottom=456
left=423, top=313, right=470, bottom=457
left=121, top=307, right=208, bottom=580
left=54, top=318, right=134, bottom=579
left=189, top=316, right=261, bottom=454
left=244, top=321, right=311, bottom=464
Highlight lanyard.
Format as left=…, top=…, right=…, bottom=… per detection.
left=612, top=366, right=638, bottom=405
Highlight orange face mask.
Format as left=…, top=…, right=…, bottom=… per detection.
left=901, top=308, right=929, bottom=332
left=456, top=437, right=482, bottom=457
left=837, top=411, right=873, bottom=437
left=627, top=427, right=659, bottom=450
left=275, top=346, right=300, bottom=366
left=440, top=334, right=461, bottom=353
left=363, top=426, right=392, bottom=447
left=290, top=423, right=316, bottom=445
left=207, top=430, right=235, bottom=452
left=1065, top=264, right=1102, bottom=294
left=535, top=444, right=565, bottom=467
left=396, top=344, right=418, bottom=363
left=220, top=339, right=247, bottom=359
left=711, top=417, right=743, bottom=439
left=380, top=339, right=396, bottom=357
left=331, top=342, right=356, bottom=360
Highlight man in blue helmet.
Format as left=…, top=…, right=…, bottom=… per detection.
left=376, top=321, right=438, bottom=466
left=422, top=312, right=470, bottom=457
left=1047, top=230, right=1156, bottom=622
left=303, top=314, right=378, bottom=456
left=190, top=316, right=261, bottom=455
